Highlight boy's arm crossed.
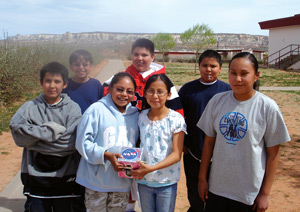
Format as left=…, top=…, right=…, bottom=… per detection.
left=54, top=108, right=82, bottom=148
left=39, top=103, right=82, bottom=155
left=10, top=120, right=66, bottom=147
left=10, top=103, right=66, bottom=147
left=10, top=101, right=81, bottom=155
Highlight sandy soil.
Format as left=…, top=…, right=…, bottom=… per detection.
left=0, top=64, right=299, bottom=211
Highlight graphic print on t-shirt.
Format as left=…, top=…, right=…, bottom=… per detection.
left=219, top=112, right=248, bottom=145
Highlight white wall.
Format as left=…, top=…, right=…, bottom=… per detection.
left=268, top=26, right=300, bottom=64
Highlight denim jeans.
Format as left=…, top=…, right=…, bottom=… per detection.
left=138, top=183, right=177, bottom=212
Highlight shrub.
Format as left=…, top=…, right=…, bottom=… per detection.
left=0, top=42, right=105, bottom=106
left=0, top=46, right=41, bottom=106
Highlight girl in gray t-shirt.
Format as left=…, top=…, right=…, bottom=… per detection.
left=197, top=52, right=290, bottom=212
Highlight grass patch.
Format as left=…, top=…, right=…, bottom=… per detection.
left=165, top=63, right=199, bottom=86
left=281, top=90, right=300, bottom=95
left=164, top=62, right=300, bottom=87
left=259, top=69, right=300, bottom=87
left=165, top=62, right=229, bottom=86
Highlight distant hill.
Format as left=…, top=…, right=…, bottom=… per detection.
left=9, top=31, right=268, bottom=51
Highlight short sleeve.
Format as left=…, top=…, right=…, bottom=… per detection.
left=264, top=101, right=290, bottom=147
left=138, top=109, right=149, bottom=126
left=170, top=110, right=187, bottom=134
left=197, top=97, right=217, bottom=137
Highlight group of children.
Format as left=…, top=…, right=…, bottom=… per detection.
left=9, top=38, right=290, bottom=212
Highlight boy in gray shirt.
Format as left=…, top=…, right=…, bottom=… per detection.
left=10, top=62, right=82, bottom=212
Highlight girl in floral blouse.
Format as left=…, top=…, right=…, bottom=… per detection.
left=132, top=74, right=186, bottom=212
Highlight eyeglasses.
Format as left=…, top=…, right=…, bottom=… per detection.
left=73, top=62, right=90, bottom=68
left=145, top=90, right=167, bottom=96
left=114, top=87, right=135, bottom=96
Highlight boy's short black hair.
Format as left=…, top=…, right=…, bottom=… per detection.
left=131, top=38, right=154, bottom=56
left=40, top=62, right=69, bottom=84
left=198, top=49, right=222, bottom=67
left=69, top=49, right=93, bottom=65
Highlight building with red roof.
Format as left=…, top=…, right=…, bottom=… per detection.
left=259, top=14, right=300, bottom=69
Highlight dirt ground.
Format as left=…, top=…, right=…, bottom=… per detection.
left=0, top=64, right=299, bottom=211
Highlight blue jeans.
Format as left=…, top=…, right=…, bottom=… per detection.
left=138, top=183, right=177, bottom=212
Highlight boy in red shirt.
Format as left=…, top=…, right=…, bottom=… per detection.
left=104, top=38, right=183, bottom=116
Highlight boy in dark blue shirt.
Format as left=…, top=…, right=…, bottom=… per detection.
left=63, top=49, right=103, bottom=113
left=179, top=50, right=231, bottom=212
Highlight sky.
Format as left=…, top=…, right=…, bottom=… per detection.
left=1, top=0, right=300, bottom=37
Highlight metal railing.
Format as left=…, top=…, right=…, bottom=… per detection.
left=268, top=44, right=300, bottom=68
